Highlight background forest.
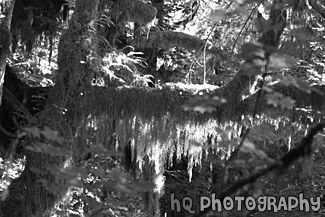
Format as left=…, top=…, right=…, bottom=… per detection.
left=1, top=0, right=325, bottom=216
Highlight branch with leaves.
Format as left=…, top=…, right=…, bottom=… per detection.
left=194, top=122, right=325, bottom=217
left=130, top=30, right=205, bottom=51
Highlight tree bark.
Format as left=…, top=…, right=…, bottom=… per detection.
left=142, top=156, right=161, bottom=217
left=0, top=0, right=15, bottom=106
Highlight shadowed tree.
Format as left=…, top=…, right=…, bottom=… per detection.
left=1, top=0, right=100, bottom=216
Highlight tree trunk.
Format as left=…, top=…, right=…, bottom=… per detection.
left=152, top=0, right=164, bottom=27
left=0, top=0, right=15, bottom=106
left=143, top=155, right=161, bottom=217
left=1, top=0, right=100, bottom=216
left=219, top=0, right=286, bottom=117
left=139, top=0, right=165, bottom=76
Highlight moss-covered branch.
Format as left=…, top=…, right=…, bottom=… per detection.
left=130, top=30, right=205, bottom=51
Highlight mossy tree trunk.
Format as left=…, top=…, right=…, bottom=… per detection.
left=152, top=0, right=164, bottom=27
left=0, top=0, right=15, bottom=106
left=142, top=155, right=161, bottom=217
left=147, top=0, right=165, bottom=72
left=0, top=0, right=100, bottom=216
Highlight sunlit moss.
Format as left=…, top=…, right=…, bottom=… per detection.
left=72, top=84, right=325, bottom=180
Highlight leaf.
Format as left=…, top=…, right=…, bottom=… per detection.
left=110, top=168, right=125, bottom=182
left=275, top=74, right=312, bottom=94
left=89, top=143, right=108, bottom=154
left=240, top=43, right=265, bottom=60
left=265, top=92, right=295, bottom=109
left=241, top=139, right=256, bottom=152
left=269, top=57, right=287, bottom=70
left=59, top=168, right=79, bottom=179
left=232, top=4, right=248, bottom=15
left=83, top=196, right=102, bottom=209
left=274, top=73, right=296, bottom=86
left=292, top=28, right=315, bottom=40
left=69, top=178, right=84, bottom=188
left=138, top=181, right=155, bottom=192
left=1, top=189, right=9, bottom=201
left=314, top=135, right=325, bottom=149
left=253, top=149, right=270, bottom=160
left=236, top=0, right=262, bottom=5
left=208, top=9, right=226, bottom=21
left=42, top=127, right=64, bottom=143
left=114, top=183, right=133, bottom=193
left=239, top=63, right=260, bottom=76
left=252, top=58, right=267, bottom=67
left=254, top=13, right=269, bottom=32
left=295, top=78, right=312, bottom=94
left=310, top=86, right=325, bottom=96
left=25, top=143, right=67, bottom=156
left=268, top=54, right=298, bottom=70
left=24, top=127, right=41, bottom=138
left=89, top=168, right=106, bottom=178
left=240, top=139, right=270, bottom=160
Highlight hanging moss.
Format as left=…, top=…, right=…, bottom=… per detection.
left=63, top=83, right=325, bottom=181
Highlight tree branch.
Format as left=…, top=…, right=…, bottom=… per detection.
left=194, top=122, right=325, bottom=217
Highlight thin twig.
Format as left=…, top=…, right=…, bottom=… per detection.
left=225, top=3, right=260, bottom=69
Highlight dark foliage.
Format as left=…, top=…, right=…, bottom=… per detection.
left=11, top=0, right=68, bottom=52
left=0, top=65, right=50, bottom=156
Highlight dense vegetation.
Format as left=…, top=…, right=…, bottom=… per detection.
left=1, top=0, right=325, bottom=216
